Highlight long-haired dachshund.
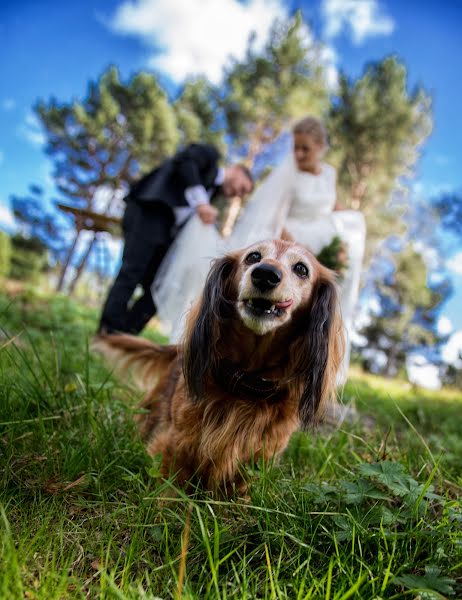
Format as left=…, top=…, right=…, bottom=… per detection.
left=95, top=239, right=345, bottom=495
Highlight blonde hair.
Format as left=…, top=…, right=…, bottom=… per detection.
left=292, top=116, right=328, bottom=149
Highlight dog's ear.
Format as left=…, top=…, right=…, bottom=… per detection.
left=183, top=255, right=236, bottom=401
left=293, top=274, right=345, bottom=427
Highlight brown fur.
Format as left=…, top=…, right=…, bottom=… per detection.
left=94, top=240, right=345, bottom=495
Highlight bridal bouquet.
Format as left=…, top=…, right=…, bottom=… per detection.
left=317, top=236, right=348, bottom=276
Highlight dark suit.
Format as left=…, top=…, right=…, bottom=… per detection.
left=99, top=143, right=221, bottom=334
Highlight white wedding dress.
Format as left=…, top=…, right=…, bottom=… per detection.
left=152, top=155, right=366, bottom=379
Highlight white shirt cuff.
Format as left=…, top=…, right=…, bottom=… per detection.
left=184, top=185, right=210, bottom=207
left=215, top=167, right=225, bottom=186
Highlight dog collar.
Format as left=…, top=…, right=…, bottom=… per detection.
left=213, top=359, right=282, bottom=400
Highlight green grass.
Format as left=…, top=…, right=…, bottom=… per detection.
left=1, top=288, right=461, bottom=599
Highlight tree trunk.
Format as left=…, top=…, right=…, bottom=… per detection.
left=351, top=179, right=368, bottom=210
left=56, top=228, right=81, bottom=292
left=384, top=345, right=399, bottom=378
left=67, top=233, right=97, bottom=296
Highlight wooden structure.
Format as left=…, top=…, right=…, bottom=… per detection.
left=57, top=204, right=122, bottom=236
left=56, top=203, right=122, bottom=294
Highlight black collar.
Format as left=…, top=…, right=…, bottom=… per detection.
left=213, top=359, right=283, bottom=400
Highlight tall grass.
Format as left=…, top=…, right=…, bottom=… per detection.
left=1, top=289, right=461, bottom=599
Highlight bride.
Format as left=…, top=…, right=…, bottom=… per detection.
left=152, top=116, right=366, bottom=378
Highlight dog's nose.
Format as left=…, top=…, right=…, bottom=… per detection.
left=251, top=264, right=282, bottom=292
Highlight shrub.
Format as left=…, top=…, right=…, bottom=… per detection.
left=0, top=230, right=12, bottom=278
left=9, top=234, right=48, bottom=282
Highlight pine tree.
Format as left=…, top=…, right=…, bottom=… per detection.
left=441, top=361, right=462, bottom=389
left=327, top=57, right=432, bottom=254
left=221, top=12, right=329, bottom=167
left=37, top=66, right=179, bottom=206
left=359, top=245, right=450, bottom=376
left=9, top=234, right=48, bottom=283
left=35, top=66, right=179, bottom=291
left=10, top=185, right=69, bottom=264
left=0, top=231, right=11, bottom=279
left=174, top=78, right=225, bottom=149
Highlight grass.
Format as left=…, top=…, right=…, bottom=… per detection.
left=0, top=287, right=461, bottom=599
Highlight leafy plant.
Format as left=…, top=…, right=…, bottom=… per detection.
left=0, top=231, right=11, bottom=278
left=316, top=235, right=347, bottom=274
left=394, top=565, right=456, bottom=597
left=9, top=234, right=48, bottom=282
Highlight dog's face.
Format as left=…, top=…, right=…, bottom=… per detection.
left=236, top=240, right=320, bottom=335
left=184, top=238, right=344, bottom=425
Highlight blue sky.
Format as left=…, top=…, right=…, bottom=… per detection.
left=1, top=0, right=461, bottom=351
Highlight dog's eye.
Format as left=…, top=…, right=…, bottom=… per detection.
left=293, top=262, right=309, bottom=278
left=245, top=251, right=262, bottom=265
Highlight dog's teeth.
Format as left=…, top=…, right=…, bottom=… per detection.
left=244, top=299, right=282, bottom=316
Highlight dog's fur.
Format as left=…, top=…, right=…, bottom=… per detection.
left=94, top=239, right=344, bottom=495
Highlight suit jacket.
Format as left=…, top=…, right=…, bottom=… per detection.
left=127, top=144, right=221, bottom=214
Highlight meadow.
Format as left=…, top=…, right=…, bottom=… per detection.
left=1, top=287, right=461, bottom=599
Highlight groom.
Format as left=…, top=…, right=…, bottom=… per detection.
left=99, top=143, right=254, bottom=335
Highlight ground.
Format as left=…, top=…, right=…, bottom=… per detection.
left=0, top=286, right=461, bottom=599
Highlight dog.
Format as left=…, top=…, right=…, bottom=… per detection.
left=94, top=239, right=345, bottom=495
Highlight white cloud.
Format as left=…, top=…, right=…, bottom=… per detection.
left=437, top=315, right=453, bottom=337
left=367, top=295, right=381, bottom=315
left=406, top=354, right=441, bottom=390
left=412, top=179, right=454, bottom=198
left=428, top=272, right=447, bottom=286
left=412, top=240, right=439, bottom=271
left=361, top=347, right=387, bottom=370
left=321, top=0, right=395, bottom=45
left=349, top=328, right=367, bottom=347
left=0, top=202, right=16, bottom=231
left=318, top=43, right=339, bottom=90
left=442, top=330, right=462, bottom=368
left=446, top=252, right=462, bottom=276
left=411, top=181, right=424, bottom=196
left=107, top=0, right=287, bottom=83
left=19, top=112, right=46, bottom=147
left=2, top=98, right=16, bottom=111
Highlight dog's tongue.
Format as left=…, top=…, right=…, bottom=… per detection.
left=275, top=299, right=293, bottom=309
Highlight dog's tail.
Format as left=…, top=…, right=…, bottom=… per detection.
left=92, top=333, right=178, bottom=391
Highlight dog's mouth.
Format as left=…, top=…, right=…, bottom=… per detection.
left=243, top=297, right=293, bottom=318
